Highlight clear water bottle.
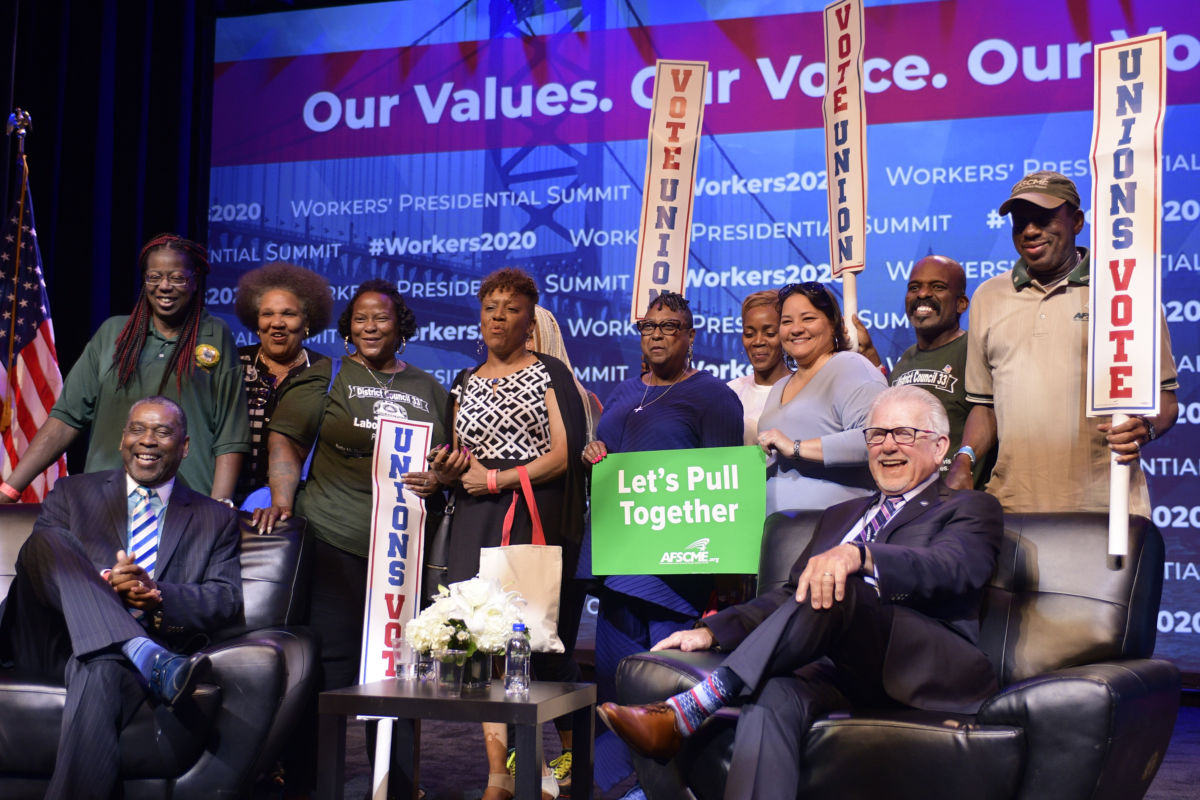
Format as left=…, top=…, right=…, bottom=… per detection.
left=505, top=622, right=531, bottom=698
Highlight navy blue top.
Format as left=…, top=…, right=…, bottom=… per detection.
left=596, top=370, right=743, bottom=454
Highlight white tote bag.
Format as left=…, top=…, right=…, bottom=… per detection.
left=477, top=466, right=565, bottom=653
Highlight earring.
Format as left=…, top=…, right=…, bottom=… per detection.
left=344, top=336, right=357, bottom=357
left=687, top=345, right=694, bottom=362
left=398, top=337, right=407, bottom=355
left=304, top=326, right=310, bottom=337
left=476, top=338, right=485, bottom=356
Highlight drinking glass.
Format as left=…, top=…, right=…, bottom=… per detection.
left=393, top=636, right=419, bottom=681
left=433, top=648, right=467, bottom=696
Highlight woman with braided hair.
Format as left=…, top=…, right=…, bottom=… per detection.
left=0, top=234, right=249, bottom=502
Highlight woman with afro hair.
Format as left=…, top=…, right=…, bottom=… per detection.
left=232, top=261, right=333, bottom=503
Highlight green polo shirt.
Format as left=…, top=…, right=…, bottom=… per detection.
left=50, top=311, right=250, bottom=495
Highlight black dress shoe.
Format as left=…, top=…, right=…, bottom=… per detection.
left=597, top=702, right=683, bottom=760
left=149, top=651, right=211, bottom=706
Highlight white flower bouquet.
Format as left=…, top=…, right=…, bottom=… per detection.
left=406, top=576, right=525, bottom=657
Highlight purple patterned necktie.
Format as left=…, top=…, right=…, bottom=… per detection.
left=862, top=495, right=904, bottom=542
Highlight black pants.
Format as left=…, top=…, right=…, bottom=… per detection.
left=285, top=538, right=417, bottom=796
left=720, top=578, right=895, bottom=800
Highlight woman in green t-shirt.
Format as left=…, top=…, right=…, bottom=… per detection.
left=254, top=279, right=450, bottom=792
left=0, top=233, right=248, bottom=503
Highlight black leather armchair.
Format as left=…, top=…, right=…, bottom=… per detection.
left=616, top=511, right=1180, bottom=800
left=0, top=503, right=317, bottom=799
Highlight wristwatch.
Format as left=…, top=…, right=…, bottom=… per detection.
left=793, top=440, right=802, bottom=460
left=852, top=540, right=868, bottom=573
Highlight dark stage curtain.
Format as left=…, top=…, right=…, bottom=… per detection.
left=3, top=0, right=215, bottom=471
left=0, top=0, right=355, bottom=471
left=3, top=1, right=212, bottom=372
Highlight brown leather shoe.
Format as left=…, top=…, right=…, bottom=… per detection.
left=597, top=702, right=683, bottom=760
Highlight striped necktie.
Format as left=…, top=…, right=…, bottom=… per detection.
left=861, top=495, right=903, bottom=542
left=129, top=486, right=159, bottom=578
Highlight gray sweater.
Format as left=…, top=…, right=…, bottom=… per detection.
left=758, top=351, right=887, bottom=514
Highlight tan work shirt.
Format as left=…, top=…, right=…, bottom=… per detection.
left=965, top=249, right=1177, bottom=517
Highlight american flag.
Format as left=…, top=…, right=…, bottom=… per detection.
left=0, top=176, right=66, bottom=500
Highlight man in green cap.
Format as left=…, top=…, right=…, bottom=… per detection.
left=946, top=170, right=1178, bottom=515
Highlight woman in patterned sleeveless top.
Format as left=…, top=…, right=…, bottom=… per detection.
left=430, top=268, right=588, bottom=800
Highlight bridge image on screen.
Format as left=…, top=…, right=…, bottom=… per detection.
left=208, top=0, right=1200, bottom=674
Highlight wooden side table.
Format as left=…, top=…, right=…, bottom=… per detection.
left=317, top=679, right=596, bottom=799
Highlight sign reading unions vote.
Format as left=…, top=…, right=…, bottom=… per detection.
left=591, top=446, right=766, bottom=575
left=1086, top=32, right=1166, bottom=417
left=361, top=418, right=432, bottom=685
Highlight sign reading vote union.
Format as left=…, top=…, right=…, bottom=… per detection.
left=590, top=446, right=766, bottom=575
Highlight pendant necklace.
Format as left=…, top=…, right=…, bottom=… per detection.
left=483, top=351, right=531, bottom=396
left=359, top=356, right=400, bottom=393
left=635, top=368, right=688, bottom=413
left=255, top=347, right=309, bottom=384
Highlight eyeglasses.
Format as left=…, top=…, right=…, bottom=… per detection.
left=635, top=320, right=689, bottom=337
left=863, top=427, right=939, bottom=446
left=144, top=271, right=193, bottom=287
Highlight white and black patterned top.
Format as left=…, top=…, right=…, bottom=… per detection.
left=453, top=360, right=552, bottom=461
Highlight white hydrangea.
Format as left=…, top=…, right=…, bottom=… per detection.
left=406, top=577, right=525, bottom=655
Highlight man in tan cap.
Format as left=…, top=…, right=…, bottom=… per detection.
left=945, top=170, right=1178, bottom=515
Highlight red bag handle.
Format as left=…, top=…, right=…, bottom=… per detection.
left=500, top=465, right=545, bottom=547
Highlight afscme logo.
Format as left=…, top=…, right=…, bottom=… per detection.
left=660, top=537, right=720, bottom=565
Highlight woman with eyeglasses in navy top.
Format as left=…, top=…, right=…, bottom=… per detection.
left=581, top=291, right=742, bottom=788
left=584, top=294, right=742, bottom=458
left=755, top=282, right=887, bottom=515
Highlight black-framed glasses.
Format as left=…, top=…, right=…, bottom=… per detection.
left=863, top=427, right=938, bottom=446
left=635, top=320, right=689, bottom=337
left=144, top=271, right=193, bottom=287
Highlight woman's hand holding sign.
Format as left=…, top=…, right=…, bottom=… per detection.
left=583, top=440, right=608, bottom=465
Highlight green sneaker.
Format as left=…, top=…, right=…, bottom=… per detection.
left=550, top=750, right=572, bottom=796
left=505, top=746, right=517, bottom=777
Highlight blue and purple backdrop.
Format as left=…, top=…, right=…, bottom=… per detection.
left=207, top=0, right=1200, bottom=675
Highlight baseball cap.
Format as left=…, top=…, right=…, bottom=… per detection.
left=999, top=171, right=1081, bottom=215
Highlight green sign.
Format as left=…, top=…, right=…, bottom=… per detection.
left=590, top=445, right=766, bottom=575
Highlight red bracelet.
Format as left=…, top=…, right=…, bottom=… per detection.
left=0, top=481, right=20, bottom=501
left=487, top=469, right=500, bottom=494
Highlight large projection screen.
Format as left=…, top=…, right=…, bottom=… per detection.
left=209, top=0, right=1200, bottom=677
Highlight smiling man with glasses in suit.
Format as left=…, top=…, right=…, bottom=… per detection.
left=598, top=385, right=1003, bottom=800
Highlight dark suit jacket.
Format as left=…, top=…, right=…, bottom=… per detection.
left=31, top=468, right=242, bottom=647
left=704, top=480, right=1004, bottom=713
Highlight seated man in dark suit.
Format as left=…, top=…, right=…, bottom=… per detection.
left=598, top=385, right=1004, bottom=800
left=0, top=395, right=242, bottom=798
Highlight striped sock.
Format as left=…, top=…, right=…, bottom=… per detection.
left=121, top=636, right=168, bottom=681
left=665, top=667, right=742, bottom=735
